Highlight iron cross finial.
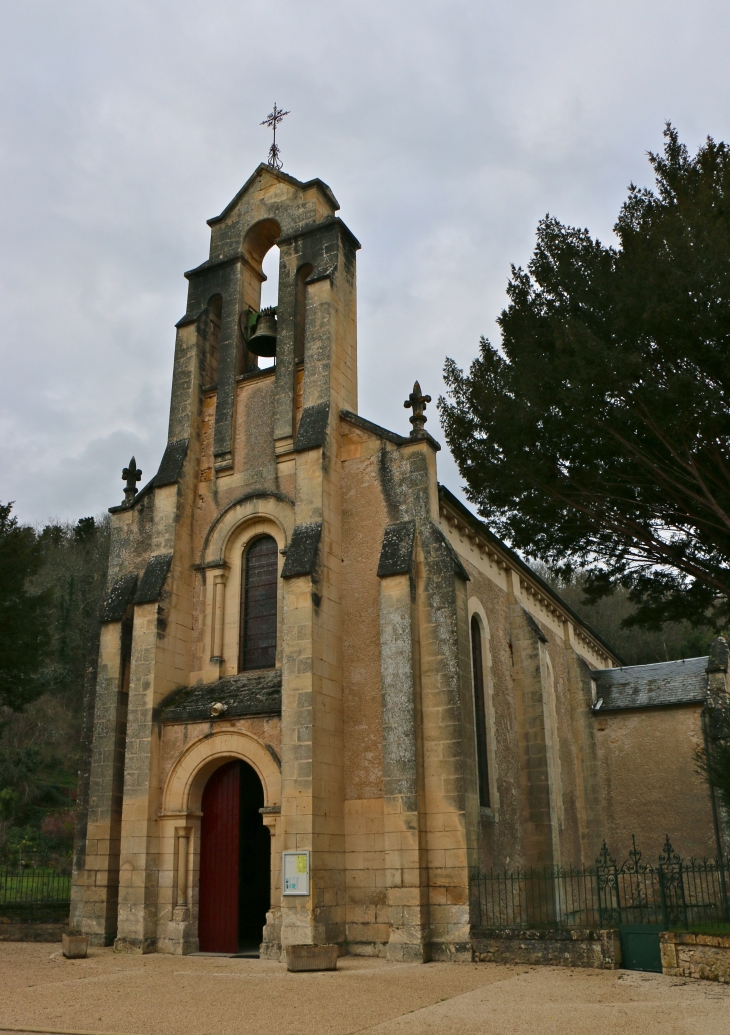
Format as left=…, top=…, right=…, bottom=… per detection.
left=261, top=102, right=290, bottom=171
left=404, top=380, right=432, bottom=438
left=122, top=456, right=142, bottom=506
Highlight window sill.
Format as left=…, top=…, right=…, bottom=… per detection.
left=480, top=806, right=496, bottom=823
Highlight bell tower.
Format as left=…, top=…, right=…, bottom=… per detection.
left=173, top=164, right=359, bottom=477
left=76, top=164, right=361, bottom=953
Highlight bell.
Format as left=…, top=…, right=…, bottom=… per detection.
left=246, top=308, right=277, bottom=357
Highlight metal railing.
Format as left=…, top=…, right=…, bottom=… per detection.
left=472, top=836, right=730, bottom=932
left=0, top=852, right=71, bottom=924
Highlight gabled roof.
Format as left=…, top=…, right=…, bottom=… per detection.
left=206, top=164, right=340, bottom=227
left=592, top=656, right=709, bottom=711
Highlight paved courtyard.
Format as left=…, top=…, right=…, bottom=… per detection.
left=1, top=943, right=729, bottom=1035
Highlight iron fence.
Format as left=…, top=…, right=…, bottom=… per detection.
left=0, top=852, right=71, bottom=923
left=472, top=836, right=730, bottom=932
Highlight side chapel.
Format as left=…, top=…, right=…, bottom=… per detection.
left=71, top=165, right=727, bottom=960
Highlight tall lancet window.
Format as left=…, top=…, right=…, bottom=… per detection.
left=471, top=615, right=491, bottom=808
left=239, top=536, right=278, bottom=671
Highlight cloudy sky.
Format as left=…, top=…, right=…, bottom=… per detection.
left=0, top=0, right=728, bottom=525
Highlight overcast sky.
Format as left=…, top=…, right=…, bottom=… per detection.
left=0, top=0, right=728, bottom=525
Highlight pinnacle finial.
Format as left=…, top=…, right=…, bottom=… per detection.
left=122, top=456, right=142, bottom=506
left=404, top=381, right=432, bottom=438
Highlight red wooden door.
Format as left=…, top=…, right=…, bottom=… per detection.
left=198, top=761, right=240, bottom=952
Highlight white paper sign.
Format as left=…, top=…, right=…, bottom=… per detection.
left=282, top=850, right=310, bottom=896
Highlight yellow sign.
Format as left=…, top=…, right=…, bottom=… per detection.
left=296, top=854, right=307, bottom=873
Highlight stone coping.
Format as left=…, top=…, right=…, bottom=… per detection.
left=473, top=926, right=611, bottom=941
left=661, top=930, right=730, bottom=947
left=0, top=923, right=65, bottom=942
left=471, top=927, right=621, bottom=969
left=660, top=929, right=730, bottom=983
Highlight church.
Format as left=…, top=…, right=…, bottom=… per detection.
left=71, top=163, right=727, bottom=961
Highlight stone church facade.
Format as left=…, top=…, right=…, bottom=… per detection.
left=71, top=165, right=727, bottom=960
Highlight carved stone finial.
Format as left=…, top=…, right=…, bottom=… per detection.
left=122, top=457, right=142, bottom=505
left=404, top=380, right=432, bottom=438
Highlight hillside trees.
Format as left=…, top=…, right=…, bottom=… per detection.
left=0, top=502, right=51, bottom=711
left=0, top=509, right=109, bottom=855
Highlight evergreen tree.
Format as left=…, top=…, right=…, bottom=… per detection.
left=440, top=126, right=730, bottom=629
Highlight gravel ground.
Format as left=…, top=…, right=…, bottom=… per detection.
left=0, top=942, right=728, bottom=1035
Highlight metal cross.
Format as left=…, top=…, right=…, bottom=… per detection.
left=261, top=102, right=290, bottom=171
left=122, top=456, right=142, bottom=505
left=404, top=381, right=432, bottom=438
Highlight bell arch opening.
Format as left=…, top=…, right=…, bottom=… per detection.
left=240, top=219, right=281, bottom=373
left=198, top=758, right=271, bottom=954
left=256, top=246, right=279, bottom=370
left=243, top=218, right=281, bottom=269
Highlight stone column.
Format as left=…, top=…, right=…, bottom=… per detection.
left=260, top=806, right=283, bottom=959
left=210, top=569, right=229, bottom=663
left=176, top=829, right=190, bottom=907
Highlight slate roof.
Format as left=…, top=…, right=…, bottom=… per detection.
left=161, top=669, right=282, bottom=723
left=592, top=656, right=709, bottom=711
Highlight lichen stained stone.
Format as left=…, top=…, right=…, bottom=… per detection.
left=161, top=669, right=283, bottom=722
left=281, top=522, right=322, bottom=578
left=133, top=554, right=173, bottom=605
left=99, top=573, right=138, bottom=623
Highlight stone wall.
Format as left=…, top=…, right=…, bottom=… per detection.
left=0, top=923, right=65, bottom=942
left=661, top=930, right=730, bottom=983
left=595, top=705, right=716, bottom=860
left=472, top=927, right=621, bottom=969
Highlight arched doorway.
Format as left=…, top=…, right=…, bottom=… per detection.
left=198, top=760, right=271, bottom=954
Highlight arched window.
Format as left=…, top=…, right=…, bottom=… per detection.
left=471, top=614, right=491, bottom=808
left=239, top=536, right=278, bottom=671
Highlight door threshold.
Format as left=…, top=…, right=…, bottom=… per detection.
left=187, top=951, right=260, bottom=958
left=188, top=952, right=239, bottom=957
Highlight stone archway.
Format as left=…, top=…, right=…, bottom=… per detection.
left=158, top=729, right=281, bottom=955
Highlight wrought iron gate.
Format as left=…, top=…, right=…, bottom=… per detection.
left=472, top=835, right=730, bottom=973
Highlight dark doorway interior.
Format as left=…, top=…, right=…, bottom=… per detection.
left=239, top=761, right=270, bottom=950
left=198, top=760, right=270, bottom=954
